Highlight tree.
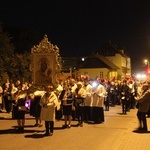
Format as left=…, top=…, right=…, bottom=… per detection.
left=0, top=23, right=15, bottom=84
left=0, top=23, right=33, bottom=84
left=3, top=25, right=41, bottom=54
left=13, top=52, right=32, bottom=83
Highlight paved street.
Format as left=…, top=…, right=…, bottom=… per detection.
left=0, top=105, right=150, bottom=150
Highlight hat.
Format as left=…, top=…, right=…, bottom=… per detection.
left=100, top=78, right=105, bottom=83
left=107, top=80, right=111, bottom=84
left=68, top=75, right=72, bottom=79
left=59, top=77, right=63, bottom=81
left=129, top=80, right=133, bottom=84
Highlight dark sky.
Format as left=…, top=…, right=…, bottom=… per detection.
left=1, top=0, right=150, bottom=68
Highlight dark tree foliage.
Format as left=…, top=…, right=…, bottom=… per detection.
left=0, top=23, right=33, bottom=84
left=11, top=52, right=32, bottom=83
left=0, top=24, right=15, bottom=84
left=3, top=25, right=41, bottom=54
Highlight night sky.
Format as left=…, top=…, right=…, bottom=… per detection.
left=1, top=1, right=150, bottom=69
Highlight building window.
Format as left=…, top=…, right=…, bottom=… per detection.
left=100, top=72, right=103, bottom=78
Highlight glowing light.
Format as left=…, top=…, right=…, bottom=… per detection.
left=92, top=81, right=98, bottom=88
left=136, top=73, right=147, bottom=79
left=25, top=102, right=29, bottom=107
left=25, top=100, right=30, bottom=108
left=81, top=58, right=85, bottom=61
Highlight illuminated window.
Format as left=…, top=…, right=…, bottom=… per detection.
left=100, top=72, right=103, bottom=78
left=84, top=72, right=88, bottom=75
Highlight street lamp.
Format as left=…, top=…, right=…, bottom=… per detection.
left=144, top=59, right=150, bottom=77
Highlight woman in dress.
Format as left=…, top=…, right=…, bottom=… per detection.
left=74, top=82, right=86, bottom=127
left=13, top=84, right=27, bottom=133
left=135, top=83, right=150, bottom=132
left=59, top=83, right=73, bottom=128
left=28, top=85, right=45, bottom=127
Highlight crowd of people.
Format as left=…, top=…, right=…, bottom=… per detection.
left=0, top=76, right=150, bottom=135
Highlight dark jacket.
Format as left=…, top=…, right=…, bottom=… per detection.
left=136, top=89, right=150, bottom=112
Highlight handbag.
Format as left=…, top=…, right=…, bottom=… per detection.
left=18, top=106, right=27, bottom=111
left=76, top=98, right=84, bottom=104
left=8, top=95, right=12, bottom=100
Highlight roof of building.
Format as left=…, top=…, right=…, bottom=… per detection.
left=96, top=41, right=129, bottom=58
left=94, top=54, right=120, bottom=69
left=78, top=54, right=120, bottom=70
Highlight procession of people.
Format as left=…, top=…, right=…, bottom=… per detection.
left=0, top=75, right=150, bottom=135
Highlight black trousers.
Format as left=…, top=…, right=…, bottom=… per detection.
left=137, top=110, right=147, bottom=130
left=104, top=97, right=110, bottom=111
left=76, top=105, right=84, bottom=124
left=110, top=94, right=117, bottom=106
left=45, top=121, right=54, bottom=134
left=4, top=96, right=12, bottom=113
left=130, top=94, right=136, bottom=109
left=121, top=100, right=127, bottom=113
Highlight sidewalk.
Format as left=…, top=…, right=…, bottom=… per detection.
left=0, top=106, right=150, bottom=150
left=116, top=112, right=150, bottom=150
left=104, top=106, right=150, bottom=150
